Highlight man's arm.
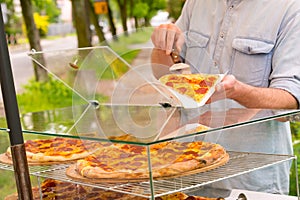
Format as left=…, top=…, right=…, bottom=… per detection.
left=209, top=75, right=298, bottom=109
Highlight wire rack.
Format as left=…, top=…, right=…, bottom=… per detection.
left=0, top=151, right=295, bottom=199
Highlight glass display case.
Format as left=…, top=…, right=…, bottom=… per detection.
left=0, top=45, right=299, bottom=199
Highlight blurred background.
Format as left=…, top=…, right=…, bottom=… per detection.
left=0, top=0, right=299, bottom=198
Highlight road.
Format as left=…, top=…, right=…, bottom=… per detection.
left=0, top=35, right=79, bottom=115
left=2, top=32, right=154, bottom=108
left=8, top=35, right=78, bottom=95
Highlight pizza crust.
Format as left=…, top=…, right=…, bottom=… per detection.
left=67, top=141, right=229, bottom=182
left=3, top=138, right=101, bottom=164
left=66, top=153, right=229, bottom=182
left=25, top=151, right=92, bottom=162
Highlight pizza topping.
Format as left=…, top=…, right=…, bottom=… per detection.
left=73, top=140, right=229, bottom=179
left=4, top=137, right=107, bottom=163
left=159, top=74, right=221, bottom=103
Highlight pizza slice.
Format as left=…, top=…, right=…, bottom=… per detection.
left=159, top=74, right=222, bottom=104
left=70, top=140, right=229, bottom=180
left=4, top=137, right=104, bottom=164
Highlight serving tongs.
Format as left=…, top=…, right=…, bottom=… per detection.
left=169, top=49, right=191, bottom=74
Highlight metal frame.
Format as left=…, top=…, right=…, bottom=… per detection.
left=0, top=151, right=297, bottom=199
left=0, top=7, right=33, bottom=200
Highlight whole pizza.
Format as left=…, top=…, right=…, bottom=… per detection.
left=4, top=179, right=225, bottom=200
left=3, top=137, right=104, bottom=164
left=67, top=140, right=229, bottom=180
left=159, top=74, right=222, bottom=103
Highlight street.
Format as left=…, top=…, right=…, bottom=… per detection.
left=8, top=35, right=78, bottom=95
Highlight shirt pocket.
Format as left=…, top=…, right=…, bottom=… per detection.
left=185, top=31, right=215, bottom=73
left=231, top=38, right=274, bottom=87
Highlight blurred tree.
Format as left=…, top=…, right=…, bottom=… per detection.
left=112, top=0, right=166, bottom=33
left=132, top=2, right=148, bottom=29
left=87, top=0, right=108, bottom=45
left=71, top=0, right=92, bottom=47
left=115, top=0, right=128, bottom=36
left=106, top=0, right=117, bottom=40
left=167, top=0, right=185, bottom=21
left=19, top=0, right=48, bottom=82
left=142, top=0, right=166, bottom=26
left=32, top=12, right=49, bottom=37
left=1, top=0, right=22, bottom=44
left=32, top=0, right=61, bottom=23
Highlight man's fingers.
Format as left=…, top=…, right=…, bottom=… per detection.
left=151, top=23, right=184, bottom=54
left=158, top=28, right=167, bottom=50
left=166, top=30, right=176, bottom=55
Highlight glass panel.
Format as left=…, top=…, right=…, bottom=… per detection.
left=15, top=105, right=300, bottom=145
left=9, top=38, right=300, bottom=145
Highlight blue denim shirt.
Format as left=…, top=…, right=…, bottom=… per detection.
left=176, top=0, right=300, bottom=105
left=176, top=0, right=299, bottom=194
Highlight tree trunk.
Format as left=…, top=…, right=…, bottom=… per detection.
left=71, top=0, right=91, bottom=48
left=144, top=16, right=150, bottom=27
left=19, top=0, right=48, bottom=82
left=84, top=0, right=93, bottom=44
left=134, top=17, right=139, bottom=30
left=129, top=0, right=136, bottom=32
left=116, top=0, right=128, bottom=36
left=107, top=0, right=117, bottom=40
left=87, top=0, right=108, bottom=45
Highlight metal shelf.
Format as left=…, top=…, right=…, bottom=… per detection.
left=0, top=151, right=295, bottom=199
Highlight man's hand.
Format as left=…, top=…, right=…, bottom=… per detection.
left=151, top=23, right=185, bottom=55
left=207, top=75, right=298, bottom=109
left=206, top=75, right=237, bottom=104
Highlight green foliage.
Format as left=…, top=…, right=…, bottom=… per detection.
left=0, top=170, right=16, bottom=199
left=2, top=0, right=22, bottom=36
left=133, top=3, right=149, bottom=18
left=32, top=0, right=61, bottom=23
left=290, top=142, right=300, bottom=196
left=17, top=77, right=73, bottom=114
left=108, top=27, right=153, bottom=54
left=143, top=0, right=167, bottom=24
left=0, top=132, right=15, bottom=199
left=33, top=12, right=49, bottom=37
left=167, top=0, right=185, bottom=20
left=290, top=122, right=300, bottom=196
left=291, top=122, right=300, bottom=141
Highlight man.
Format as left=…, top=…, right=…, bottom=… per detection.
left=151, top=0, right=300, bottom=195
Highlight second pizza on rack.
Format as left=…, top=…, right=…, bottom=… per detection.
left=66, top=140, right=229, bottom=181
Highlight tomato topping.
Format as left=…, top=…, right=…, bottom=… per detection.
left=195, top=88, right=208, bottom=94
left=166, top=82, right=174, bottom=87
left=206, top=81, right=213, bottom=87
left=177, top=87, right=187, bottom=93
left=208, top=76, right=217, bottom=82
left=199, top=80, right=207, bottom=87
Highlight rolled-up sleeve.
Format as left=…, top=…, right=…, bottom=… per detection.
left=270, top=12, right=300, bottom=106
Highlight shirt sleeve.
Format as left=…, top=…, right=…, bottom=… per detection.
left=175, top=0, right=194, bottom=31
left=175, top=0, right=196, bottom=63
left=270, top=11, right=300, bottom=107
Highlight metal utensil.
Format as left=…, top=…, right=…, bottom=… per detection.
left=237, top=193, right=247, bottom=200
left=169, top=49, right=191, bottom=74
